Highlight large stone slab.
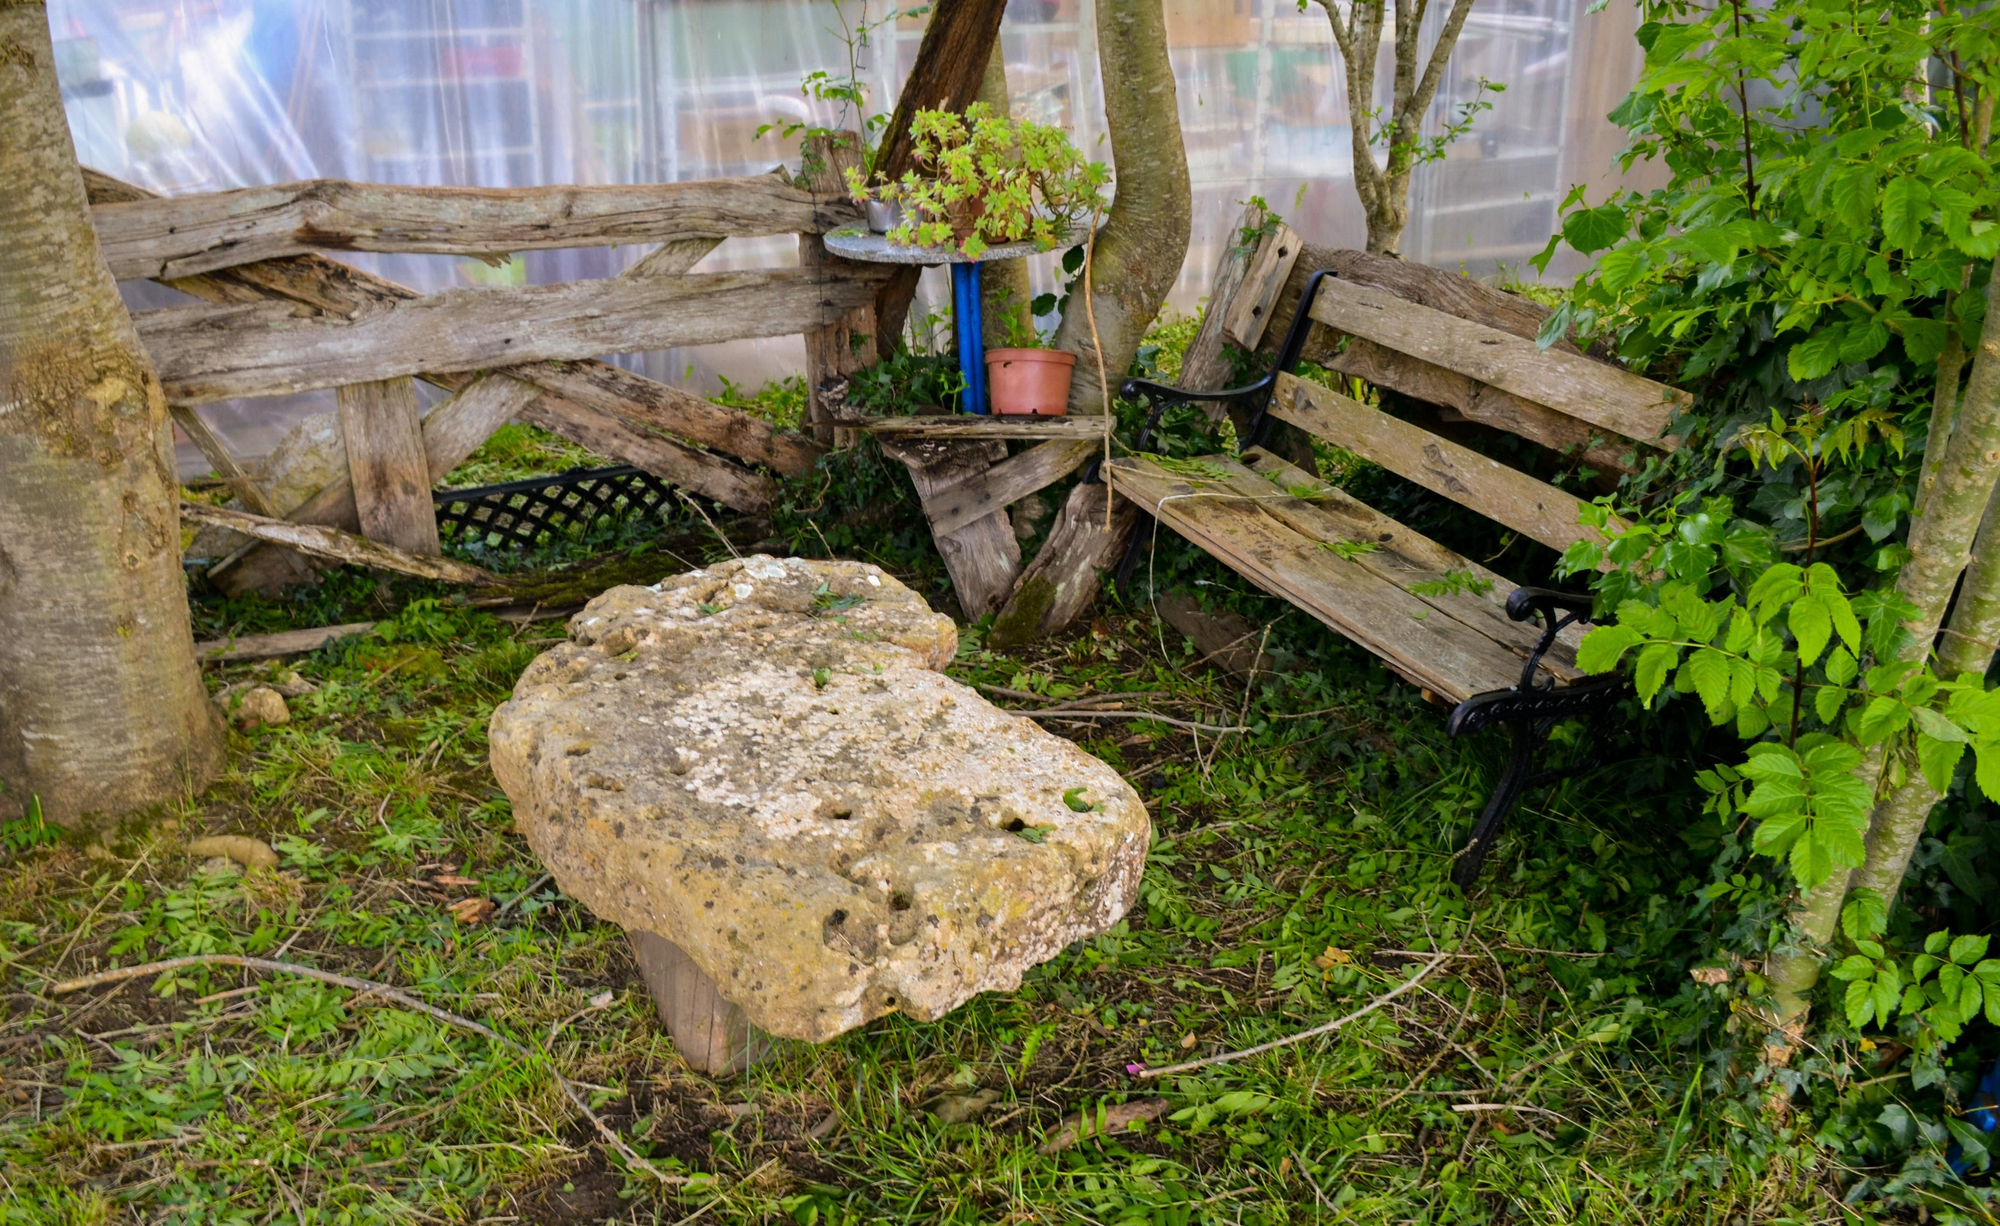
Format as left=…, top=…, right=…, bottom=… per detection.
left=488, top=556, right=1151, bottom=1047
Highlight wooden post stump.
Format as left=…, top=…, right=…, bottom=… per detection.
left=628, top=930, right=769, bottom=1076
left=337, top=376, right=440, bottom=555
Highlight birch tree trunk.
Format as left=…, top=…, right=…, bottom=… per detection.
left=1051, top=0, right=1191, bottom=413
left=0, top=4, right=224, bottom=827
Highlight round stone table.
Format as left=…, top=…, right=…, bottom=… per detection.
left=823, top=227, right=1082, bottom=415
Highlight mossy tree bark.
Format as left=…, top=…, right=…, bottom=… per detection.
left=0, top=3, right=224, bottom=827
left=1051, top=0, right=1190, bottom=413
left=1310, top=0, right=1479, bottom=256
left=1763, top=273, right=2000, bottom=1045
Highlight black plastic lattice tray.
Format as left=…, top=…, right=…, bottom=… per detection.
left=433, top=465, right=675, bottom=550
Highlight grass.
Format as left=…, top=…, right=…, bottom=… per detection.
left=0, top=555, right=1843, bottom=1223
left=0, top=332, right=1870, bottom=1224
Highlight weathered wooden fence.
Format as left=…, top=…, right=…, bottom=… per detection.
left=89, top=144, right=881, bottom=593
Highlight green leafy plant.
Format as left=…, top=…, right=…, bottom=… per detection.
left=849, top=102, right=1109, bottom=259
left=1408, top=570, right=1494, bottom=599
left=762, top=1, right=930, bottom=174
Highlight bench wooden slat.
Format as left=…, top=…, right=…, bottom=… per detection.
left=1106, top=457, right=1537, bottom=703
left=1306, top=276, right=1688, bottom=447
left=923, top=438, right=1097, bottom=538
left=1218, top=451, right=1582, bottom=678
left=1270, top=374, right=1615, bottom=562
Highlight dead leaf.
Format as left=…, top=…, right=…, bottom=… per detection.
left=1039, top=1098, right=1169, bottom=1154
left=1690, top=966, right=1730, bottom=986
left=433, top=874, right=481, bottom=888
left=922, top=1088, right=1001, bottom=1125
left=1179, top=1032, right=1198, bottom=1050
left=448, top=897, right=497, bottom=925
left=1312, top=946, right=1353, bottom=970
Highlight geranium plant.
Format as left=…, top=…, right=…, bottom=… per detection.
left=846, top=102, right=1108, bottom=259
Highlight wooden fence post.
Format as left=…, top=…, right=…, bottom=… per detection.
left=336, top=377, right=439, bottom=556
left=799, top=133, right=878, bottom=450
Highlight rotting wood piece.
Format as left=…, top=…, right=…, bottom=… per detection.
left=1178, top=201, right=1267, bottom=397
left=1303, top=276, right=1687, bottom=448
left=337, top=378, right=440, bottom=556
left=1104, top=457, right=1539, bottom=705
left=1153, top=592, right=1282, bottom=679
left=799, top=133, right=881, bottom=447
left=1216, top=450, right=1582, bottom=674
left=989, top=481, right=1139, bottom=649
left=1325, top=336, right=1644, bottom=476
left=1270, top=374, right=1614, bottom=561
left=1221, top=222, right=1302, bottom=351
left=880, top=437, right=1020, bottom=619
left=922, top=438, right=1097, bottom=538
left=514, top=398, right=775, bottom=515
left=91, top=172, right=859, bottom=280
left=193, top=622, right=380, bottom=662
left=87, top=168, right=822, bottom=481
left=168, top=404, right=278, bottom=517
left=180, top=503, right=499, bottom=586
left=859, top=416, right=1109, bottom=440
left=138, top=267, right=889, bottom=406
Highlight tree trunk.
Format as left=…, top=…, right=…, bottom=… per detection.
left=1843, top=273, right=2000, bottom=911
left=0, top=5, right=224, bottom=827
left=1051, top=0, right=1191, bottom=414
left=1760, top=268, right=2000, bottom=1055
left=977, top=41, right=1035, bottom=350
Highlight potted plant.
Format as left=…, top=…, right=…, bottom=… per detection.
left=845, top=102, right=1108, bottom=258
left=984, top=295, right=1077, bottom=417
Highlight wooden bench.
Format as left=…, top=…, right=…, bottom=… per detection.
left=1107, top=264, right=1688, bottom=885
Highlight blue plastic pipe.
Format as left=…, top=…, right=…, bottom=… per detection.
left=966, top=261, right=987, bottom=414
left=951, top=262, right=987, bottom=414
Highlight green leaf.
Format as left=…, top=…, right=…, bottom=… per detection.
left=1575, top=624, right=1645, bottom=673
left=1788, top=330, right=1843, bottom=382
left=1830, top=954, right=1876, bottom=981
left=1842, top=889, right=1888, bottom=941
left=1845, top=978, right=1876, bottom=1028
left=1563, top=204, right=1631, bottom=255
left=1919, top=736, right=1967, bottom=793
left=1911, top=705, right=1969, bottom=743
left=1824, top=646, right=1858, bottom=685
left=1634, top=642, right=1681, bottom=704
left=1789, top=595, right=1832, bottom=666
left=1881, top=176, right=1931, bottom=252
left=1683, top=648, right=1734, bottom=723
left=1951, top=934, right=1990, bottom=966
left=1977, top=744, right=2000, bottom=804
left=1815, top=683, right=1847, bottom=725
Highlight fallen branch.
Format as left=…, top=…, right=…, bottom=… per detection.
left=47, top=954, right=678, bottom=1185
left=1135, top=949, right=1453, bottom=1078
left=180, top=503, right=500, bottom=587
left=193, top=622, right=380, bottom=662
left=1451, top=1102, right=1579, bottom=1126
left=1017, top=709, right=1251, bottom=734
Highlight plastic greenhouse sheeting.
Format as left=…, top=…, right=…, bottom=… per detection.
left=47, top=0, right=1659, bottom=473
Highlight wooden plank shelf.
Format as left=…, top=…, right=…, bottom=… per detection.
left=855, top=416, right=1110, bottom=440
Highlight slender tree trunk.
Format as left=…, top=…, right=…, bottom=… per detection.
left=1052, top=0, right=1191, bottom=413
left=0, top=4, right=224, bottom=827
left=976, top=40, right=1035, bottom=350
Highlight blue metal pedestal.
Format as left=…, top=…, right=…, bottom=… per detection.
left=951, top=261, right=987, bottom=414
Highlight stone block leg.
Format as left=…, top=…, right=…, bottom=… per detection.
left=628, top=930, right=769, bottom=1076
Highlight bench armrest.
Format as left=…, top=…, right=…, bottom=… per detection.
left=1119, top=375, right=1273, bottom=405
left=1505, top=586, right=1598, bottom=626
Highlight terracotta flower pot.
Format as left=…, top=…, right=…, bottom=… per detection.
left=986, top=348, right=1076, bottom=416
